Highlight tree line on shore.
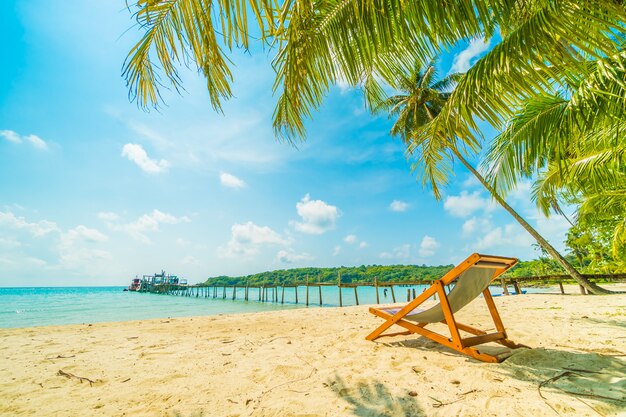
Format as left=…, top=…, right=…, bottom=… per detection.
left=203, top=253, right=621, bottom=286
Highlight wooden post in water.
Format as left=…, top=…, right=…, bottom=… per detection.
left=558, top=281, right=565, bottom=294
left=222, top=286, right=226, bottom=299
left=354, top=286, right=359, bottom=305
left=245, top=285, right=249, bottom=301
left=338, top=272, right=343, bottom=307
left=306, top=276, right=309, bottom=306
left=375, top=277, right=380, bottom=304
left=513, top=281, right=522, bottom=295
left=390, top=285, right=396, bottom=303
left=281, top=285, right=285, bottom=304
left=412, top=288, right=416, bottom=299
left=407, top=289, right=411, bottom=302
left=295, top=286, right=298, bottom=304
left=318, top=284, right=323, bottom=306
left=232, top=286, right=237, bottom=300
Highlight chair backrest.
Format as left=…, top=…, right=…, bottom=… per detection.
left=405, top=254, right=516, bottom=323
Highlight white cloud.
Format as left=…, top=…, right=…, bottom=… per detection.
left=462, top=216, right=492, bottom=236
left=0, top=236, right=22, bottom=249
left=449, top=37, right=491, bottom=74
left=62, top=225, right=108, bottom=243
left=461, top=175, right=480, bottom=188
left=218, top=221, right=287, bottom=258
left=343, top=234, right=367, bottom=249
left=58, top=225, right=111, bottom=269
left=25, top=134, right=48, bottom=150
left=1, top=130, right=22, bottom=143
left=473, top=223, right=534, bottom=251
left=380, top=244, right=411, bottom=260
left=291, top=194, right=340, bottom=235
left=106, top=209, right=190, bottom=243
left=389, top=200, right=409, bottom=212
left=333, top=245, right=341, bottom=256
left=121, top=143, right=170, bottom=174
left=219, top=172, right=247, bottom=189
left=444, top=191, right=495, bottom=218
left=418, top=235, right=439, bottom=257
left=507, top=180, right=533, bottom=202
left=0, top=211, right=58, bottom=237
left=276, top=249, right=313, bottom=264
left=1, top=130, right=49, bottom=150
left=344, top=234, right=357, bottom=244
left=336, top=76, right=351, bottom=94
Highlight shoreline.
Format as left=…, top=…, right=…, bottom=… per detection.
left=1, top=286, right=625, bottom=416
left=0, top=283, right=587, bottom=330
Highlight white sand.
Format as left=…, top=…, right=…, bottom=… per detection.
left=1, top=286, right=625, bottom=417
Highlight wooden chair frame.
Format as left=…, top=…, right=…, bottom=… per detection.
left=366, top=253, right=527, bottom=363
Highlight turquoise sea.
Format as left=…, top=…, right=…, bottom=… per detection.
left=0, top=284, right=526, bottom=329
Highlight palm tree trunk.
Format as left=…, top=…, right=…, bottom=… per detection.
left=452, top=149, right=614, bottom=295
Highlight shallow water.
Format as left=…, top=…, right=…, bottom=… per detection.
left=0, top=284, right=535, bottom=328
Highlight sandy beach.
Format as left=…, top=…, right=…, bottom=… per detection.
left=1, top=286, right=625, bottom=417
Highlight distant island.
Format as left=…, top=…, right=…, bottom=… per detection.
left=203, top=259, right=568, bottom=286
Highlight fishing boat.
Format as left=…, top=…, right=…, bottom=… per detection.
left=126, top=277, right=142, bottom=291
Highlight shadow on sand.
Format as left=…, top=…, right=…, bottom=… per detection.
left=380, top=335, right=626, bottom=414
left=498, top=348, right=626, bottom=412
left=327, top=374, right=426, bottom=417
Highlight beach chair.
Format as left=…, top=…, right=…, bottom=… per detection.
left=366, top=253, right=526, bottom=363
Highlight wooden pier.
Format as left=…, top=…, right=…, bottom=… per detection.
left=137, top=273, right=626, bottom=305
left=139, top=280, right=410, bottom=306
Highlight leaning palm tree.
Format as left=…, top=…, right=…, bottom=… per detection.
left=374, top=61, right=613, bottom=294
left=484, top=52, right=626, bottom=293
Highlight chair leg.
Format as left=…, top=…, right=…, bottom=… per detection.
left=462, top=347, right=501, bottom=363
left=365, top=319, right=396, bottom=341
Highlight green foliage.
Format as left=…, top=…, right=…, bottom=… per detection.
left=485, top=51, right=626, bottom=259
left=204, top=255, right=621, bottom=285
left=125, top=1, right=626, bottom=149
left=566, top=222, right=626, bottom=273
left=203, top=264, right=454, bottom=286
left=504, top=258, right=565, bottom=278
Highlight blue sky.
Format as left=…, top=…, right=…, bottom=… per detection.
left=0, top=1, right=571, bottom=286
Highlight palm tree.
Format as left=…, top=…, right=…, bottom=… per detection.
left=123, top=0, right=625, bottom=143
left=375, top=61, right=614, bottom=294
left=122, top=0, right=625, bottom=293
left=484, top=52, right=626, bottom=291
